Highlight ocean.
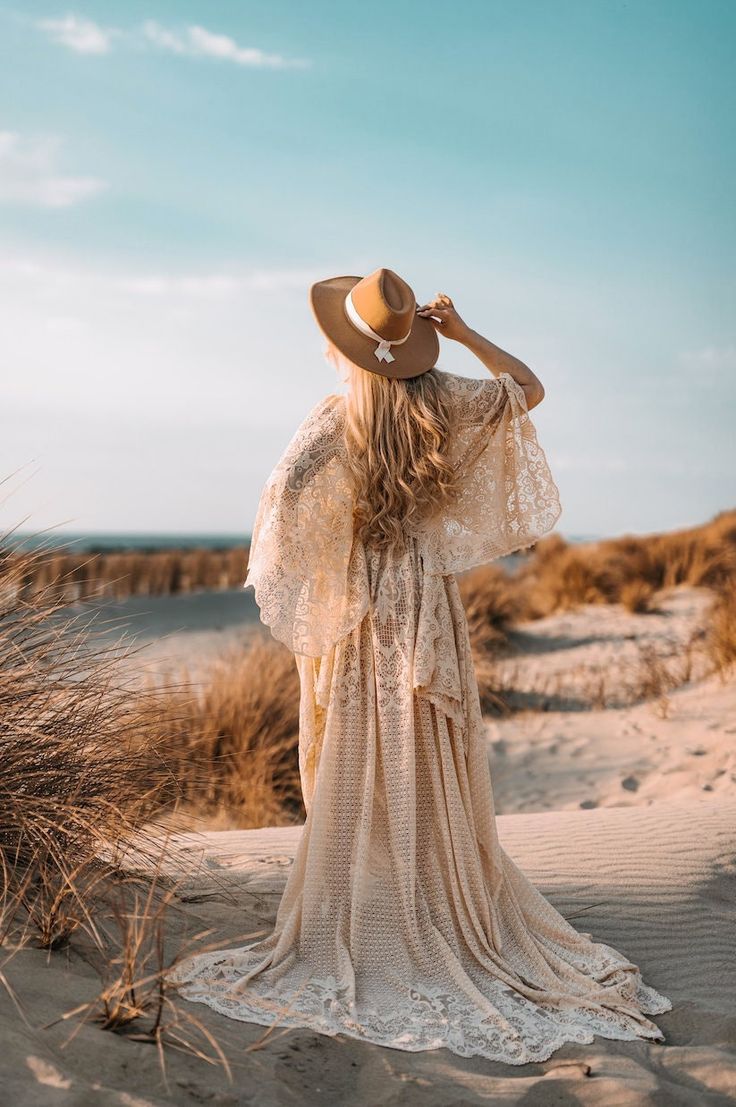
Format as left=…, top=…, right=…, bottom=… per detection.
left=11, top=532, right=252, bottom=553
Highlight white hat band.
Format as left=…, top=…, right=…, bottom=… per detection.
left=344, top=289, right=412, bottom=364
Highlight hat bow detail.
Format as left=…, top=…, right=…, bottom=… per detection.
left=344, top=288, right=411, bottom=364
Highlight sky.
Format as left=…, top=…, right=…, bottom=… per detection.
left=1, top=0, right=734, bottom=540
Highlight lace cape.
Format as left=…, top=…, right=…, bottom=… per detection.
left=244, top=370, right=562, bottom=657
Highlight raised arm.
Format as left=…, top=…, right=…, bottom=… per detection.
left=416, top=294, right=545, bottom=410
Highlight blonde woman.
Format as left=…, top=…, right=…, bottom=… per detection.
left=172, top=268, right=671, bottom=1063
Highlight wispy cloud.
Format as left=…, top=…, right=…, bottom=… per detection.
left=0, top=132, right=106, bottom=208
left=35, top=14, right=116, bottom=55
left=35, top=14, right=310, bottom=69
left=142, top=21, right=308, bottom=69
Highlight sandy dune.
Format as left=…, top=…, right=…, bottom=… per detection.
left=488, top=670, right=736, bottom=814
left=485, top=586, right=736, bottom=815
left=4, top=801, right=735, bottom=1105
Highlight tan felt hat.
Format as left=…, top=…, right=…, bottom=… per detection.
left=309, top=267, right=439, bottom=380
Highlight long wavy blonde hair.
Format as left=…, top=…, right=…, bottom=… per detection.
left=325, top=342, right=457, bottom=551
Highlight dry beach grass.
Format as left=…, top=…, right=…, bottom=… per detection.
left=10, top=543, right=249, bottom=602
left=0, top=542, right=261, bottom=1081
left=138, top=639, right=303, bottom=830
left=460, top=507, right=736, bottom=640
left=460, top=509, right=736, bottom=714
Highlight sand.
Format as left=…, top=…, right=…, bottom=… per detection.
left=4, top=802, right=735, bottom=1106
left=485, top=587, right=736, bottom=815
left=3, top=582, right=735, bottom=1104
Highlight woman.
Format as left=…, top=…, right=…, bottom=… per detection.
left=172, top=267, right=671, bottom=1063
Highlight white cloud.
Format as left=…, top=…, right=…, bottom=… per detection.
left=0, top=132, right=106, bottom=208
left=36, top=14, right=115, bottom=55
left=141, top=21, right=309, bottom=68
left=137, top=20, right=184, bottom=55
left=35, top=15, right=309, bottom=69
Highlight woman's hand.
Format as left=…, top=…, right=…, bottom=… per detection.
left=416, top=293, right=472, bottom=344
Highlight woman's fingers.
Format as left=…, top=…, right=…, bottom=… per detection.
left=417, top=303, right=450, bottom=316
left=417, top=295, right=453, bottom=313
left=417, top=291, right=464, bottom=340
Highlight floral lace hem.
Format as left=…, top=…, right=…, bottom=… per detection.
left=170, top=949, right=672, bottom=1066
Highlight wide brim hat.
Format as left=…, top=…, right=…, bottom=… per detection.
left=309, top=268, right=439, bottom=380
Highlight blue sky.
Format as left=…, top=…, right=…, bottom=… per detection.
left=1, top=0, right=734, bottom=538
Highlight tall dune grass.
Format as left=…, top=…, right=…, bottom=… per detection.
left=707, top=581, right=736, bottom=678
left=8, top=544, right=249, bottom=602
left=0, top=528, right=302, bottom=919
left=459, top=509, right=736, bottom=651
left=0, top=538, right=266, bottom=1073
left=519, top=509, right=736, bottom=615
left=138, top=638, right=302, bottom=830
left=459, top=509, right=736, bottom=710
left=0, top=540, right=176, bottom=946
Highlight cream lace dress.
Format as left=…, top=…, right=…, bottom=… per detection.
left=172, top=369, right=672, bottom=1063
